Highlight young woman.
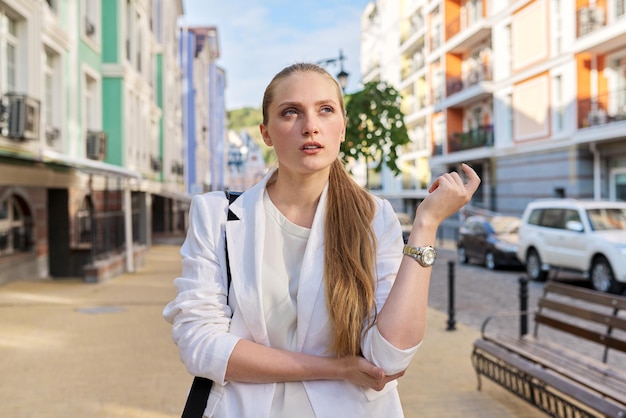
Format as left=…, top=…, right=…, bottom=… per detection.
left=163, top=63, right=480, bottom=417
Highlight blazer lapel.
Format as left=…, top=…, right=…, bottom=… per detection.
left=225, top=176, right=271, bottom=345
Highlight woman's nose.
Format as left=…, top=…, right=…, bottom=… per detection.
left=301, top=114, right=320, bottom=136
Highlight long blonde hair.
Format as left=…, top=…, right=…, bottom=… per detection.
left=262, top=63, right=377, bottom=357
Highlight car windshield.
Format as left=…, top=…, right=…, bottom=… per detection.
left=490, top=216, right=521, bottom=234
left=586, top=208, right=626, bottom=231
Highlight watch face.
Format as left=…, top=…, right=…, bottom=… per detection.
left=421, top=247, right=436, bottom=266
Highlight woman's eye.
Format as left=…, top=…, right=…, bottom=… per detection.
left=282, top=108, right=298, bottom=116
left=320, top=106, right=334, bottom=113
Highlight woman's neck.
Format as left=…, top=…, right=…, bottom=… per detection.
left=266, top=169, right=328, bottom=228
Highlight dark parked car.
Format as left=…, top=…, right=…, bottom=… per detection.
left=457, top=215, right=522, bottom=270
left=396, top=213, right=413, bottom=244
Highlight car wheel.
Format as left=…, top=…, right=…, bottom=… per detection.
left=458, top=246, right=468, bottom=264
left=526, top=249, right=547, bottom=281
left=485, top=252, right=496, bottom=270
left=590, top=256, right=623, bottom=294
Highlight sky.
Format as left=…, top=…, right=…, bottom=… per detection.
left=180, top=0, right=373, bottom=110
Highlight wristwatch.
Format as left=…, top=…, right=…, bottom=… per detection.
left=403, top=245, right=437, bottom=267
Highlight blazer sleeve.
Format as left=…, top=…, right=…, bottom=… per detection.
left=360, top=199, right=420, bottom=374
left=162, top=193, right=241, bottom=385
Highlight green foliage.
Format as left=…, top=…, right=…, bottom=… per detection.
left=228, top=107, right=262, bottom=130
left=342, top=81, right=410, bottom=176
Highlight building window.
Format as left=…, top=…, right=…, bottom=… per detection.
left=136, top=17, right=142, bottom=72
left=552, top=0, right=562, bottom=55
left=84, top=71, right=100, bottom=133
left=1, top=13, right=20, bottom=93
left=0, top=195, right=32, bottom=256
left=44, top=47, right=62, bottom=146
left=75, top=196, right=93, bottom=246
left=553, top=74, right=564, bottom=132
left=82, top=0, right=101, bottom=42
left=502, top=24, right=512, bottom=78
left=616, top=57, right=626, bottom=116
left=505, top=93, right=513, bottom=142
left=126, top=0, right=133, bottom=62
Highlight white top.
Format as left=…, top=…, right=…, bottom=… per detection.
left=262, top=190, right=316, bottom=418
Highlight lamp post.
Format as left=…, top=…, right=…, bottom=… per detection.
left=317, top=49, right=349, bottom=92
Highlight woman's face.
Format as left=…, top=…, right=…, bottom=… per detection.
left=260, top=71, right=346, bottom=178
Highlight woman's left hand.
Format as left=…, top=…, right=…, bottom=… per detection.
left=415, top=163, right=481, bottom=226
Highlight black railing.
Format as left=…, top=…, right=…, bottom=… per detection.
left=449, top=124, right=494, bottom=152
left=75, top=208, right=145, bottom=262
left=90, top=211, right=125, bottom=261
left=577, top=6, right=605, bottom=37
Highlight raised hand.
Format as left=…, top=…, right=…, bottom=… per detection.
left=416, top=163, right=481, bottom=226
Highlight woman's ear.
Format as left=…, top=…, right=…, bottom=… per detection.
left=260, top=124, right=273, bottom=146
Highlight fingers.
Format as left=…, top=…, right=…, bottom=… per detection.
left=429, top=163, right=481, bottom=194
left=460, top=163, right=481, bottom=193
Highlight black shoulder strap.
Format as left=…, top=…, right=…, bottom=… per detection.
left=224, top=191, right=241, bottom=288
left=181, top=191, right=242, bottom=418
left=225, top=191, right=242, bottom=221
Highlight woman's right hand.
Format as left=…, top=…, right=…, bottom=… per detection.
left=340, top=356, right=405, bottom=391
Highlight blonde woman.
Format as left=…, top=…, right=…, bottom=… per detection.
left=164, top=63, right=480, bottom=417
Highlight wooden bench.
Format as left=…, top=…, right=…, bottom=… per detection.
left=471, top=281, right=626, bottom=418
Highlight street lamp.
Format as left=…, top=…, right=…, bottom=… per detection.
left=317, top=49, right=349, bottom=92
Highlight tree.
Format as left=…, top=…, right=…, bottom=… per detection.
left=341, top=81, right=411, bottom=179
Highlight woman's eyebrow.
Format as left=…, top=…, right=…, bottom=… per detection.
left=278, top=99, right=337, bottom=108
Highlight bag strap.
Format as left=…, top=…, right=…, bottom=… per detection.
left=224, top=190, right=241, bottom=289
left=181, top=191, right=242, bottom=418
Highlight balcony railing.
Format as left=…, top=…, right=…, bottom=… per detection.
left=578, top=88, right=626, bottom=129
left=449, top=124, right=494, bottom=152
left=445, top=62, right=492, bottom=97
left=577, top=6, right=605, bottom=37
left=445, top=2, right=484, bottom=40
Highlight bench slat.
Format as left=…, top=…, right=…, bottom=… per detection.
left=544, top=282, right=626, bottom=310
left=535, top=314, right=626, bottom=353
left=487, top=335, right=626, bottom=402
left=538, top=298, right=626, bottom=332
left=473, top=338, right=626, bottom=417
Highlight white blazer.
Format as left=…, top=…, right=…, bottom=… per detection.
left=163, top=171, right=418, bottom=418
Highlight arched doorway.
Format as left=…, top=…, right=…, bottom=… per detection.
left=0, top=194, right=33, bottom=256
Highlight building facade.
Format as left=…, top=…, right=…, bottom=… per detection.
left=180, top=25, right=228, bottom=195
left=362, top=0, right=626, bottom=216
left=0, top=0, right=198, bottom=284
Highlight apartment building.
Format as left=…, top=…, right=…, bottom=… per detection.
left=0, top=0, right=191, bottom=284
left=362, top=0, right=626, bottom=215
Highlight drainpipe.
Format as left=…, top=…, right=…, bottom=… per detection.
left=124, top=182, right=134, bottom=273
left=590, top=142, right=601, bottom=200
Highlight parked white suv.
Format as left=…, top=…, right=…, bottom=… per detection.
left=516, top=199, right=626, bottom=294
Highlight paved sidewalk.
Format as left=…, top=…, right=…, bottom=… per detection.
left=0, top=245, right=545, bottom=417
